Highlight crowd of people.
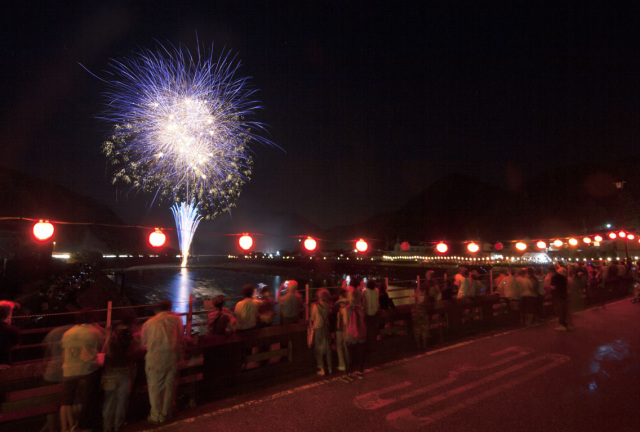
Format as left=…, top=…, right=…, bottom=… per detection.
left=206, top=277, right=393, bottom=380
left=423, top=259, right=636, bottom=333
left=35, top=301, right=182, bottom=432
left=1, top=259, right=636, bottom=431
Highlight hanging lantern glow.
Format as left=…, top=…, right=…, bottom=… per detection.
left=553, top=239, right=564, bottom=248
left=583, top=237, right=591, bottom=244
left=628, top=234, right=635, bottom=240
left=536, top=241, right=547, bottom=249
left=568, top=238, right=578, bottom=246
left=33, top=220, right=54, bottom=241
left=467, top=242, right=480, bottom=253
left=400, top=241, right=411, bottom=251
left=148, top=229, right=167, bottom=248
left=594, top=235, right=603, bottom=242
left=515, top=242, right=527, bottom=251
left=355, top=238, right=368, bottom=253
left=618, top=231, right=626, bottom=238
left=239, top=234, right=253, bottom=251
left=608, top=232, right=617, bottom=240
left=303, top=237, right=317, bottom=252
left=494, top=242, right=503, bottom=251
left=436, top=242, right=448, bottom=254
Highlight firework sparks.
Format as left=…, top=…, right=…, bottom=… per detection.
left=171, top=201, right=202, bottom=267
left=101, top=42, right=274, bottom=265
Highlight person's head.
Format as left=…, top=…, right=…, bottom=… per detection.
left=366, top=279, right=376, bottom=290
left=317, top=289, right=330, bottom=303
left=154, top=300, right=173, bottom=315
left=425, top=270, right=434, bottom=280
left=461, top=269, right=470, bottom=278
left=242, top=284, right=255, bottom=299
left=213, top=295, right=225, bottom=310
left=260, top=285, right=271, bottom=298
left=349, top=276, right=360, bottom=289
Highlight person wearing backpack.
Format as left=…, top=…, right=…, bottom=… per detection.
left=309, top=289, right=332, bottom=376
left=341, top=281, right=367, bottom=380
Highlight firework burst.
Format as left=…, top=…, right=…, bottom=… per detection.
left=101, top=42, right=274, bottom=265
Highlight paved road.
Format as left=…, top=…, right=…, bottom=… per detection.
left=129, top=299, right=640, bottom=432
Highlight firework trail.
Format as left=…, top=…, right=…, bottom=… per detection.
left=101, top=42, right=274, bottom=265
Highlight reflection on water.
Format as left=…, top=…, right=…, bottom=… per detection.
left=123, top=267, right=284, bottom=311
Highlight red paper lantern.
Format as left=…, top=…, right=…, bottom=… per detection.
left=303, top=237, right=317, bottom=251
left=148, top=229, right=166, bottom=248
left=355, top=239, right=368, bottom=253
left=239, top=235, right=253, bottom=251
left=553, top=239, right=564, bottom=248
left=568, top=238, right=578, bottom=246
left=400, top=241, right=411, bottom=251
left=515, top=242, right=527, bottom=251
left=494, top=242, right=503, bottom=251
left=467, top=242, right=479, bottom=253
left=33, top=220, right=54, bottom=241
left=536, top=241, right=547, bottom=249
left=436, top=242, right=448, bottom=254
left=594, top=235, right=603, bottom=242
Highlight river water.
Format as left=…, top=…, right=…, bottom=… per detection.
left=121, top=266, right=285, bottom=317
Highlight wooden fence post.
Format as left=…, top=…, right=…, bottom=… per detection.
left=489, top=269, right=494, bottom=294
left=106, top=301, right=112, bottom=332
left=186, top=294, right=193, bottom=335
left=305, top=284, right=310, bottom=322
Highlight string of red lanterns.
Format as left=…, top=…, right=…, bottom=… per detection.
left=24, top=219, right=640, bottom=255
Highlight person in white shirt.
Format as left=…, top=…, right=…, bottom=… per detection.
left=234, top=285, right=258, bottom=330
left=141, top=300, right=183, bottom=425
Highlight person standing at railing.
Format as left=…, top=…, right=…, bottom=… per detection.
left=309, top=289, right=332, bottom=376
left=518, top=268, right=537, bottom=326
left=547, top=266, right=570, bottom=331
left=341, top=281, right=367, bottom=380
left=279, top=280, right=302, bottom=324
left=102, top=314, right=143, bottom=432
left=207, top=295, right=236, bottom=336
left=234, top=285, right=259, bottom=331
left=456, top=269, right=471, bottom=300
left=141, top=300, right=184, bottom=425
left=41, top=323, right=72, bottom=432
left=363, top=279, right=380, bottom=350
left=257, top=285, right=276, bottom=327
left=60, top=309, right=106, bottom=432
left=331, top=288, right=350, bottom=372
left=412, top=275, right=430, bottom=349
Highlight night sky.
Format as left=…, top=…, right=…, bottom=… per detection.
left=2, top=1, right=640, bottom=234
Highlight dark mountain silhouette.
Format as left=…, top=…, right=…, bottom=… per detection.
left=324, top=158, right=640, bottom=250
left=0, top=166, right=147, bottom=254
